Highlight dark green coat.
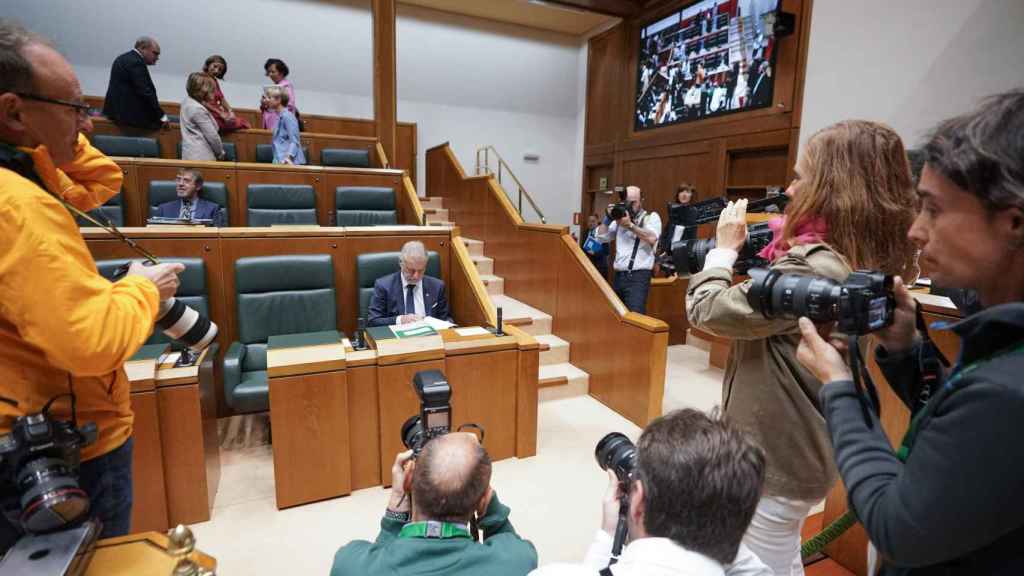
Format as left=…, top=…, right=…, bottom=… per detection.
left=330, top=493, right=537, bottom=576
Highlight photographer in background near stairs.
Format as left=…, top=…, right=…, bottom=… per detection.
left=331, top=433, right=537, bottom=576
left=0, top=20, right=184, bottom=549
left=796, top=90, right=1024, bottom=575
left=597, top=185, right=662, bottom=314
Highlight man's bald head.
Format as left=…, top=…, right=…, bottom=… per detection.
left=134, top=36, right=161, bottom=65
left=412, top=432, right=491, bottom=523
left=626, top=185, right=642, bottom=202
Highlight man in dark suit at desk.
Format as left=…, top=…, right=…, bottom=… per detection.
left=368, top=240, right=450, bottom=327
left=153, top=168, right=225, bottom=226
left=103, top=36, right=166, bottom=133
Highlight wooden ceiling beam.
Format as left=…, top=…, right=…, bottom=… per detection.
left=540, top=0, right=640, bottom=18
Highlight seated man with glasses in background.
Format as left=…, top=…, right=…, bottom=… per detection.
left=152, top=168, right=226, bottom=226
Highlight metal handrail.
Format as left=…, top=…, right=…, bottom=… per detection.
left=475, top=145, right=546, bottom=224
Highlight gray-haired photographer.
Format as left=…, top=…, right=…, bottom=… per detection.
left=796, top=90, right=1024, bottom=574
left=531, top=408, right=771, bottom=576
left=0, top=19, right=200, bottom=555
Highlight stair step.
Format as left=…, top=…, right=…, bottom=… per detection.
left=491, top=294, right=551, bottom=336
left=471, top=255, right=494, bottom=275
left=461, top=237, right=484, bottom=257
left=538, top=363, right=590, bottom=400
left=478, top=274, right=504, bottom=296
left=535, top=334, right=570, bottom=365
left=427, top=221, right=453, bottom=227
left=421, top=197, right=444, bottom=210
left=425, top=208, right=449, bottom=219
left=425, top=212, right=450, bottom=224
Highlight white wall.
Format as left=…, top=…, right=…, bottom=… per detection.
left=800, top=0, right=1024, bottom=150
left=14, top=0, right=586, bottom=226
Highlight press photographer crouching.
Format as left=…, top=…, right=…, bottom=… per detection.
left=531, top=409, right=771, bottom=576
left=686, top=120, right=918, bottom=575
left=331, top=371, right=537, bottom=576
left=796, top=91, right=1024, bottom=574
left=0, top=21, right=186, bottom=550
left=596, top=185, right=662, bottom=314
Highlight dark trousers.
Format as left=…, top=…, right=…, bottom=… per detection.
left=0, top=437, right=133, bottom=553
left=613, top=270, right=653, bottom=314
left=588, top=254, right=609, bottom=282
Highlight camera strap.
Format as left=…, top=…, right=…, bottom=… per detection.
left=847, top=334, right=882, bottom=429
left=626, top=212, right=648, bottom=272
left=911, top=302, right=951, bottom=414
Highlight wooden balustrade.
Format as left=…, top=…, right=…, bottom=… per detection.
left=426, top=143, right=668, bottom=426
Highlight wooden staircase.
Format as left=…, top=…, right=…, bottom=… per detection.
left=422, top=196, right=591, bottom=399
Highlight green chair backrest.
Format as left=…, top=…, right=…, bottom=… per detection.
left=246, top=184, right=317, bottom=226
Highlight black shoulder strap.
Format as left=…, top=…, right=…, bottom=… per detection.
left=627, top=213, right=648, bottom=272
left=600, top=568, right=614, bottom=576
left=0, top=142, right=42, bottom=188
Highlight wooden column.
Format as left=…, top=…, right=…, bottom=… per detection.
left=372, top=0, right=397, bottom=167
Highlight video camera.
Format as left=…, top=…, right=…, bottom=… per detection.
left=746, top=268, right=895, bottom=335
left=660, top=194, right=789, bottom=276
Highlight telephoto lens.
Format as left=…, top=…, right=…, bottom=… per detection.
left=155, top=298, right=219, bottom=352
left=746, top=268, right=895, bottom=335
left=595, top=432, right=638, bottom=483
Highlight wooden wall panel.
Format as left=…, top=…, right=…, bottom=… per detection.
left=129, top=391, right=168, bottom=533
left=377, top=359, right=446, bottom=484
left=157, top=384, right=210, bottom=525
left=445, top=350, right=518, bottom=461
left=585, top=25, right=626, bottom=147
left=620, top=146, right=718, bottom=210
left=348, top=365, right=381, bottom=489
left=647, top=276, right=687, bottom=345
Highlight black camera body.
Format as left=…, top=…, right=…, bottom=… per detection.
left=401, top=370, right=452, bottom=456
left=608, top=202, right=633, bottom=222
left=747, top=268, right=895, bottom=335
left=0, top=411, right=97, bottom=535
left=671, top=221, right=774, bottom=276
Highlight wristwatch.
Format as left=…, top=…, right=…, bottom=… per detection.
left=385, top=508, right=410, bottom=523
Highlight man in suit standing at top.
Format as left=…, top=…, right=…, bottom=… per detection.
left=103, top=37, right=167, bottom=134
left=368, top=240, right=451, bottom=327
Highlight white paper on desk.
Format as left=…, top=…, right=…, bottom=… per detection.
left=390, top=316, right=455, bottom=333
left=915, top=277, right=932, bottom=287
left=454, top=327, right=490, bottom=337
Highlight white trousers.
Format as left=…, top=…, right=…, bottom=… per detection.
left=741, top=495, right=817, bottom=576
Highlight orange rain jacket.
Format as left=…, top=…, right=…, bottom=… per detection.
left=0, top=134, right=159, bottom=461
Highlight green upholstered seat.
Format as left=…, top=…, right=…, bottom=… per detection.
left=355, top=251, right=440, bottom=320
left=95, top=257, right=209, bottom=349
left=77, top=192, right=124, bottom=227
left=246, top=184, right=317, bottom=226
left=335, top=186, right=397, bottom=226
left=223, top=254, right=337, bottom=414
left=176, top=141, right=237, bottom=161
left=147, top=180, right=230, bottom=225
left=320, top=148, right=370, bottom=168
left=92, top=135, right=160, bottom=158
left=255, top=144, right=309, bottom=164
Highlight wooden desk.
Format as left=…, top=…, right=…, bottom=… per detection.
left=267, top=332, right=352, bottom=509
left=124, top=346, right=169, bottom=534
left=367, top=327, right=530, bottom=485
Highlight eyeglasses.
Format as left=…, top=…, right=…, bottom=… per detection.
left=16, top=93, right=95, bottom=118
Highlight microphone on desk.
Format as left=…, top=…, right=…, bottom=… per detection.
left=488, top=306, right=504, bottom=336
left=353, top=317, right=367, bottom=350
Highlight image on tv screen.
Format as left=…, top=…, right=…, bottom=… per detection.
left=635, top=0, right=781, bottom=131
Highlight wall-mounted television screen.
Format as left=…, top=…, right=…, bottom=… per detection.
left=635, top=0, right=781, bottom=131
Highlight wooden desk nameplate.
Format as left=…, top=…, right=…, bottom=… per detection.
left=267, top=339, right=347, bottom=377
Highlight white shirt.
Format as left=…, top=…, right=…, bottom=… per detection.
left=398, top=276, right=425, bottom=324
left=598, top=211, right=662, bottom=272
left=530, top=530, right=771, bottom=576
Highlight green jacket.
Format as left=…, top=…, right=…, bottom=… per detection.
left=330, top=492, right=537, bottom=576
left=686, top=243, right=851, bottom=501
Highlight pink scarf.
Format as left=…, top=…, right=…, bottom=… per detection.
left=757, top=216, right=828, bottom=262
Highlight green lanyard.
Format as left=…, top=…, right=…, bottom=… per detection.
left=896, top=340, right=1024, bottom=461
left=398, top=521, right=471, bottom=540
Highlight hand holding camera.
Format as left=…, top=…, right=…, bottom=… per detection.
left=715, top=198, right=748, bottom=252
left=796, top=318, right=853, bottom=383
left=388, top=449, right=415, bottom=513
left=873, top=276, right=919, bottom=354
left=126, top=261, right=185, bottom=301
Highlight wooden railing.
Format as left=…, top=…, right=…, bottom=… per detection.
left=84, top=95, right=417, bottom=182
left=427, top=143, right=668, bottom=426
left=108, top=157, right=423, bottom=228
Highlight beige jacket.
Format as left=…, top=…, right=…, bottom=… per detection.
left=686, top=243, right=851, bottom=501
left=180, top=97, right=224, bottom=161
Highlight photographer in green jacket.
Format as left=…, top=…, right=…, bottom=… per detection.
left=331, top=433, right=537, bottom=576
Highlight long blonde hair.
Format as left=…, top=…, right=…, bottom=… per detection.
left=783, top=120, right=918, bottom=277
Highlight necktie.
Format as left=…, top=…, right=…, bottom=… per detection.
left=179, top=199, right=193, bottom=220
left=405, top=284, right=416, bottom=316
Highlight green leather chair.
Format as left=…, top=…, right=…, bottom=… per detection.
left=246, top=184, right=317, bottom=226
left=95, top=257, right=210, bottom=349
left=224, top=255, right=337, bottom=414
left=92, top=135, right=160, bottom=158
left=321, top=148, right=370, bottom=168
left=355, top=251, right=440, bottom=321
left=335, top=186, right=397, bottom=226
left=255, top=144, right=309, bottom=164
left=77, top=192, right=124, bottom=227
left=176, top=141, right=237, bottom=162
left=147, top=180, right=230, bottom=226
